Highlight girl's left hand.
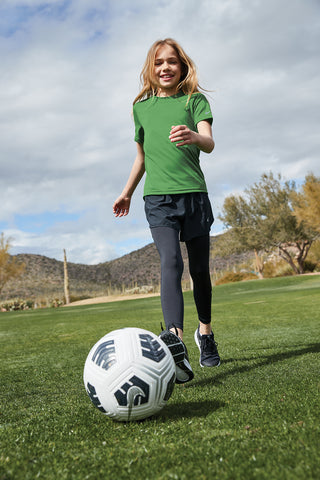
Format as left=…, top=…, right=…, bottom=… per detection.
left=169, top=125, right=196, bottom=147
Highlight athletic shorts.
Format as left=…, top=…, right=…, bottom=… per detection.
left=144, top=192, right=214, bottom=242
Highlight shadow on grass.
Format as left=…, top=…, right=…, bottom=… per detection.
left=158, top=399, right=225, bottom=421
left=188, top=342, right=320, bottom=388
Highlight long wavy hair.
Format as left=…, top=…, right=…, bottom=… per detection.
left=133, top=38, right=202, bottom=104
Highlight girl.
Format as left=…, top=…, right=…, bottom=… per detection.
left=113, top=38, right=220, bottom=383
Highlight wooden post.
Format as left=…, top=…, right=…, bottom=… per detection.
left=189, top=274, right=193, bottom=291
left=63, top=249, right=70, bottom=304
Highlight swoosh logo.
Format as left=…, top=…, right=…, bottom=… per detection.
left=127, top=386, right=146, bottom=406
left=127, top=385, right=146, bottom=421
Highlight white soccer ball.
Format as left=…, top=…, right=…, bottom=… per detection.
left=83, top=327, right=176, bottom=421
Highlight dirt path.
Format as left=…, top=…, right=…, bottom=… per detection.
left=64, top=292, right=160, bottom=307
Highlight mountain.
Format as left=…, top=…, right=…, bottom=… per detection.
left=3, top=237, right=251, bottom=301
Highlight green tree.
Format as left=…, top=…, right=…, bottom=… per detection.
left=0, top=233, right=25, bottom=296
left=292, top=173, right=320, bottom=234
left=217, top=172, right=318, bottom=275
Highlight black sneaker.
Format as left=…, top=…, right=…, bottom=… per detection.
left=194, top=326, right=221, bottom=367
left=159, top=328, right=194, bottom=384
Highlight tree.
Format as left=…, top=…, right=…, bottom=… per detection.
left=217, top=172, right=318, bottom=275
left=0, top=233, right=25, bottom=296
left=292, top=173, right=320, bottom=234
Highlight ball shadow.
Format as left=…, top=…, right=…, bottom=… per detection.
left=156, top=399, right=225, bottom=422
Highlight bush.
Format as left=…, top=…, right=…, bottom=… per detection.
left=68, top=294, right=93, bottom=303
left=0, top=299, right=34, bottom=312
left=49, top=298, right=64, bottom=308
left=215, top=271, right=257, bottom=285
left=273, top=264, right=295, bottom=277
left=308, top=239, right=320, bottom=262
left=263, top=256, right=319, bottom=277
left=303, top=260, right=317, bottom=273
left=263, top=259, right=294, bottom=278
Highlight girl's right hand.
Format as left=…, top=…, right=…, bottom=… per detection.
left=113, top=196, right=131, bottom=217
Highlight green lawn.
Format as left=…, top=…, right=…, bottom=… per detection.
left=1, top=275, right=319, bottom=480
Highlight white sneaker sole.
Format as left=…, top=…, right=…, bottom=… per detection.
left=159, top=330, right=194, bottom=383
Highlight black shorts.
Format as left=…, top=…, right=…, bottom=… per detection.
left=144, top=192, right=214, bottom=242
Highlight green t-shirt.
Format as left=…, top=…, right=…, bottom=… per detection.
left=133, top=92, right=213, bottom=196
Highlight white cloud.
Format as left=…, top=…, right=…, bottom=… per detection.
left=1, top=0, right=320, bottom=263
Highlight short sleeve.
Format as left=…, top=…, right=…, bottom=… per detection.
left=191, top=93, right=213, bottom=126
left=133, top=104, right=144, bottom=144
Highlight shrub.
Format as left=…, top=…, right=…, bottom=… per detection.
left=303, top=260, right=317, bottom=273
left=263, top=259, right=294, bottom=278
left=0, top=299, right=34, bottom=312
left=215, top=271, right=257, bottom=285
left=306, top=240, right=320, bottom=272
left=50, top=298, right=64, bottom=308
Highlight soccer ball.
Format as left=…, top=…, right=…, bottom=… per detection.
left=83, top=327, right=176, bottom=421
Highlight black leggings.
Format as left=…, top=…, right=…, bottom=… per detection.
left=151, top=227, right=212, bottom=331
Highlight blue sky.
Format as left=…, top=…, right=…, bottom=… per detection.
left=1, top=0, right=320, bottom=264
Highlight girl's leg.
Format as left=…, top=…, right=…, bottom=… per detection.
left=151, top=226, right=184, bottom=333
left=186, top=234, right=212, bottom=333
left=187, top=234, right=220, bottom=367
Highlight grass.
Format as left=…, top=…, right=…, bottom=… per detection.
left=0, top=275, right=319, bottom=480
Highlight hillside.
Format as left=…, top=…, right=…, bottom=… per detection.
left=2, top=237, right=252, bottom=301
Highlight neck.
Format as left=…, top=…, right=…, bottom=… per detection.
left=156, top=88, right=179, bottom=97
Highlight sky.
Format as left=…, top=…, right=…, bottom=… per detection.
left=0, top=0, right=319, bottom=265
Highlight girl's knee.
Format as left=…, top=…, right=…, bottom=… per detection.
left=189, top=267, right=210, bottom=281
left=159, top=249, right=183, bottom=274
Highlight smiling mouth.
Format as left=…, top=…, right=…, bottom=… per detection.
left=161, top=74, right=174, bottom=80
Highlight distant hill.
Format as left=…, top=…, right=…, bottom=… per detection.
left=2, top=236, right=252, bottom=301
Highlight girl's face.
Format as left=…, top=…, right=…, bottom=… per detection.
left=154, top=44, right=182, bottom=96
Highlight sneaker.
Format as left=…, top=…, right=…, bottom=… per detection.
left=159, top=328, right=194, bottom=384
left=194, top=326, right=221, bottom=367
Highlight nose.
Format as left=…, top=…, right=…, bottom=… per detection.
left=162, top=61, right=171, bottom=71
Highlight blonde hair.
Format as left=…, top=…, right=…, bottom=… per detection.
left=133, top=38, right=202, bottom=104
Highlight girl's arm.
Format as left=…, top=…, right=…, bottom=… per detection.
left=113, top=142, right=145, bottom=217
left=169, top=120, right=215, bottom=153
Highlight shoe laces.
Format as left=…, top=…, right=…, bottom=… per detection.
left=202, top=334, right=218, bottom=355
